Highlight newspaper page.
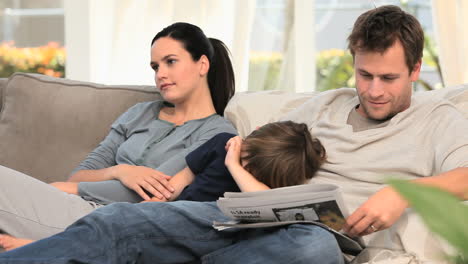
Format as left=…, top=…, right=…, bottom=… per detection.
left=214, top=184, right=364, bottom=255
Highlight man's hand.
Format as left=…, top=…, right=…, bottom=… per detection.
left=113, top=164, right=174, bottom=201
left=343, top=187, right=408, bottom=237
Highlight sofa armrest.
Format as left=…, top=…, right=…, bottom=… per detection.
left=0, top=77, right=7, bottom=112
left=0, top=73, right=161, bottom=183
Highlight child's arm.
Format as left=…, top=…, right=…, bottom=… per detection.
left=225, top=136, right=270, bottom=192
left=144, top=167, right=195, bottom=202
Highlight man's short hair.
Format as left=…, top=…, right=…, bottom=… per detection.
left=347, top=5, right=424, bottom=72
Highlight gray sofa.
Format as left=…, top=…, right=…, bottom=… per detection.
left=3, top=72, right=467, bottom=184
left=0, top=72, right=161, bottom=183
left=1, top=72, right=467, bottom=263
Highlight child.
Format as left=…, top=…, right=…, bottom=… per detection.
left=146, top=120, right=327, bottom=201
left=0, top=121, right=326, bottom=250
left=224, top=120, right=327, bottom=192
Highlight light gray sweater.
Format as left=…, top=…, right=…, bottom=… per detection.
left=282, top=88, right=468, bottom=257
left=75, top=100, right=237, bottom=204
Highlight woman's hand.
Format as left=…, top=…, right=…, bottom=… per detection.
left=225, top=136, right=243, bottom=169
left=50, top=182, right=79, bottom=194
left=343, top=186, right=408, bottom=237
left=112, top=164, right=174, bottom=201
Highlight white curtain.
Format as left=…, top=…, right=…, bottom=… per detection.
left=248, top=0, right=316, bottom=92
left=64, top=0, right=256, bottom=92
left=431, top=0, right=468, bottom=86
left=276, top=0, right=315, bottom=92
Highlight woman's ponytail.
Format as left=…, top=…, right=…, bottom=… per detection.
left=207, top=38, right=235, bottom=116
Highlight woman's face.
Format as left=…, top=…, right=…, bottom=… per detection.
left=150, top=37, right=208, bottom=104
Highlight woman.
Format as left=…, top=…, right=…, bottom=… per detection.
left=0, top=22, right=237, bottom=248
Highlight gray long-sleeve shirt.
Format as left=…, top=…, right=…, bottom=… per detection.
left=76, top=100, right=237, bottom=204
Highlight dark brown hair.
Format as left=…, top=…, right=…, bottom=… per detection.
left=242, top=121, right=326, bottom=189
left=347, top=5, right=424, bottom=73
left=151, top=22, right=235, bottom=116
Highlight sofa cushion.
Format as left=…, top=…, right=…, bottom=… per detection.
left=225, top=85, right=468, bottom=138
left=224, top=90, right=318, bottom=137
left=0, top=73, right=161, bottom=183
left=428, top=84, right=468, bottom=118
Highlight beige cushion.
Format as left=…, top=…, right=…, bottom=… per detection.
left=0, top=73, right=161, bottom=183
left=225, top=85, right=468, bottom=138
left=428, top=84, right=468, bottom=118
left=224, top=90, right=318, bottom=137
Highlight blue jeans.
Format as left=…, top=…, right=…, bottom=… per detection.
left=0, top=201, right=344, bottom=264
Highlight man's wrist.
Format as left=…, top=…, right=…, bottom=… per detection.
left=385, top=186, right=410, bottom=209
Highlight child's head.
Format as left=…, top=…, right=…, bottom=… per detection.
left=241, top=121, right=326, bottom=189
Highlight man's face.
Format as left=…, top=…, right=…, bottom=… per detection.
left=354, top=40, right=421, bottom=121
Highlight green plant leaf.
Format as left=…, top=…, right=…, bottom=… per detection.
left=389, top=179, right=468, bottom=259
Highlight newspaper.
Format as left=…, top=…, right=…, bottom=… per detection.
left=214, top=184, right=364, bottom=255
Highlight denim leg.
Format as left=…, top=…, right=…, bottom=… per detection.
left=0, top=201, right=237, bottom=264
left=202, top=224, right=345, bottom=264
left=0, top=202, right=344, bottom=264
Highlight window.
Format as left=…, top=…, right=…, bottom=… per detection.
left=0, top=0, right=65, bottom=78
left=248, top=0, right=290, bottom=91
left=248, top=0, right=441, bottom=92
left=315, top=0, right=441, bottom=91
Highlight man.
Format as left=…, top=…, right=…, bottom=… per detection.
left=287, top=5, right=468, bottom=261
left=1, top=5, right=467, bottom=264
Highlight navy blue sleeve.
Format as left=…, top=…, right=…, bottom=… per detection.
left=185, top=133, right=235, bottom=174
left=178, top=133, right=240, bottom=202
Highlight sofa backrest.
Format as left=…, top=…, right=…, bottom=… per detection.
left=224, top=90, right=319, bottom=137
left=426, top=84, right=468, bottom=117
left=0, top=73, right=161, bottom=183
left=225, top=85, right=468, bottom=138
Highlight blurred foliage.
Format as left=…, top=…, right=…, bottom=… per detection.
left=0, top=41, right=65, bottom=78
left=315, top=49, right=354, bottom=91
left=419, top=34, right=444, bottom=90
left=389, top=179, right=468, bottom=264
left=249, top=50, right=355, bottom=91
